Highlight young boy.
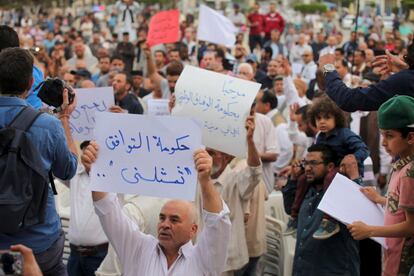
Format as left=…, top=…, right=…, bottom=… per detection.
left=348, top=95, right=414, bottom=276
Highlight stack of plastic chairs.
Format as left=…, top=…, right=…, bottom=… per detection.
left=263, top=191, right=296, bottom=276
left=257, top=216, right=286, bottom=275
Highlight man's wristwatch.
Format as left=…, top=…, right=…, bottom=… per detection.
left=322, top=64, right=335, bottom=77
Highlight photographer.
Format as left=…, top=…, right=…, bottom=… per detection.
left=0, top=48, right=78, bottom=276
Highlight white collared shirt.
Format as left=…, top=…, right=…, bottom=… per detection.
left=67, top=165, right=108, bottom=246
left=212, top=160, right=262, bottom=271
left=299, top=61, right=317, bottom=85
left=94, top=194, right=231, bottom=276
left=266, top=109, right=294, bottom=173
left=254, top=113, right=279, bottom=193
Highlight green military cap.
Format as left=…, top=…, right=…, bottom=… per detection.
left=378, top=95, right=414, bottom=129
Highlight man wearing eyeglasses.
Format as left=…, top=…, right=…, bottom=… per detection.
left=282, top=144, right=360, bottom=276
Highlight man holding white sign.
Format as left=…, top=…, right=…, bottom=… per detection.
left=90, top=112, right=202, bottom=200
left=204, top=115, right=262, bottom=275
left=111, top=72, right=143, bottom=114
left=81, top=142, right=231, bottom=276
left=281, top=144, right=360, bottom=276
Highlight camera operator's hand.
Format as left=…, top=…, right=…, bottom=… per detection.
left=58, top=88, right=77, bottom=118
left=58, top=88, right=78, bottom=155
left=10, top=244, right=42, bottom=276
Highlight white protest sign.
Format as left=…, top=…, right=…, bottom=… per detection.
left=172, top=65, right=260, bottom=157
left=317, top=173, right=386, bottom=248
left=70, top=87, right=114, bottom=140
left=90, top=112, right=202, bottom=200
left=147, top=99, right=170, bottom=116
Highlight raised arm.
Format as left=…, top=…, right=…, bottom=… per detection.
left=194, top=149, right=223, bottom=213
left=82, top=141, right=155, bottom=269
left=52, top=88, right=78, bottom=180
left=193, top=149, right=231, bottom=274
left=58, top=88, right=78, bottom=156
left=81, top=141, right=107, bottom=201
left=142, top=43, right=164, bottom=87
left=319, top=54, right=412, bottom=112
left=238, top=115, right=262, bottom=199
left=246, top=115, right=261, bottom=167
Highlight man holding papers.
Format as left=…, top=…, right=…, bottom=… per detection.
left=282, top=144, right=360, bottom=276
left=81, top=142, right=231, bottom=276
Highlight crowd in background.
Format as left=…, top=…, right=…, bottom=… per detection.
left=1, top=0, right=414, bottom=275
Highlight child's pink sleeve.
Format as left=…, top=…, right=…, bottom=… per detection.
left=399, top=166, right=414, bottom=211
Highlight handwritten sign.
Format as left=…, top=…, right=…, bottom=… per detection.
left=70, top=87, right=114, bottom=141
left=318, top=173, right=386, bottom=248
left=147, top=9, right=180, bottom=47
left=147, top=99, right=170, bottom=116
left=172, top=66, right=260, bottom=157
left=90, top=112, right=202, bottom=200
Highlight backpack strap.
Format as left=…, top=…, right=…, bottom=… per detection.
left=9, top=106, right=42, bottom=131
left=49, top=171, right=58, bottom=195
left=9, top=106, right=58, bottom=195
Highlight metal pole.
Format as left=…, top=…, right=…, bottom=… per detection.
left=351, top=0, right=360, bottom=75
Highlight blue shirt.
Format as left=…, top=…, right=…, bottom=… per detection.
left=283, top=179, right=360, bottom=276
left=26, top=65, right=44, bottom=110
left=316, top=127, right=369, bottom=174
left=325, top=69, right=414, bottom=112
left=0, top=97, right=78, bottom=253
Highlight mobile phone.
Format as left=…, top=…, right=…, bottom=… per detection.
left=374, top=49, right=386, bottom=56
left=0, top=251, right=23, bottom=276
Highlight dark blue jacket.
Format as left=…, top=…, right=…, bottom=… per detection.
left=316, top=127, right=370, bottom=174
left=325, top=70, right=414, bottom=112
left=282, top=178, right=360, bottom=276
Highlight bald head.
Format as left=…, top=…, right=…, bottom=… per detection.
left=157, top=200, right=199, bottom=252
left=302, top=49, right=313, bottom=63
left=162, top=200, right=198, bottom=224
left=80, top=80, right=95, bottom=88
left=237, top=63, right=254, bottom=81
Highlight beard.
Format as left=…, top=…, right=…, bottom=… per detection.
left=210, top=164, right=222, bottom=179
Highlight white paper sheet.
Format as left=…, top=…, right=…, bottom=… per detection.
left=317, top=173, right=386, bottom=248
left=90, top=112, right=202, bottom=200
left=147, top=99, right=170, bottom=116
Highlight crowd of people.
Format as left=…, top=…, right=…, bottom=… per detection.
left=1, top=0, right=414, bottom=275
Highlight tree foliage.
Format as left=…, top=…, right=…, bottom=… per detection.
left=293, top=3, right=328, bottom=14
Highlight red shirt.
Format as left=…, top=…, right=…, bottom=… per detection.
left=247, top=12, right=264, bottom=36
left=264, top=12, right=285, bottom=35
